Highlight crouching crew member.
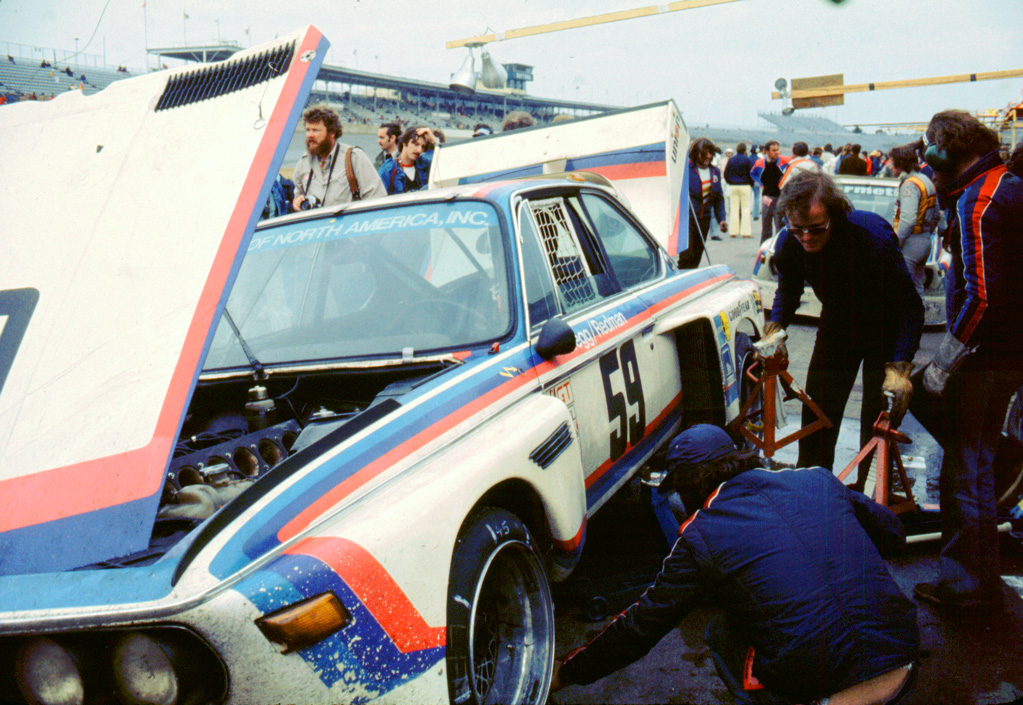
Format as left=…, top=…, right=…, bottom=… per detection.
left=552, top=424, right=919, bottom=705
left=767, top=170, right=923, bottom=486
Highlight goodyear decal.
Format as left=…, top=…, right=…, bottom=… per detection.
left=716, top=312, right=737, bottom=404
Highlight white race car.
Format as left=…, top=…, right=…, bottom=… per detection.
left=0, top=29, right=763, bottom=705
left=753, top=175, right=949, bottom=326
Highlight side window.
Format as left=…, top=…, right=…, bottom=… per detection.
left=579, top=193, right=660, bottom=289
left=518, top=204, right=559, bottom=329
left=526, top=197, right=615, bottom=315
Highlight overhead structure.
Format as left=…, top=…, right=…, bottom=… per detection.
left=446, top=0, right=744, bottom=94
left=447, top=0, right=744, bottom=48
left=772, top=69, right=1023, bottom=104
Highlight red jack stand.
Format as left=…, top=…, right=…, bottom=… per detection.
left=729, top=336, right=831, bottom=458
left=836, top=407, right=918, bottom=515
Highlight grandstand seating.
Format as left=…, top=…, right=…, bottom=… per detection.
left=0, top=58, right=134, bottom=100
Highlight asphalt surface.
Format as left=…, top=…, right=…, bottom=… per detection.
left=549, top=224, right=1023, bottom=705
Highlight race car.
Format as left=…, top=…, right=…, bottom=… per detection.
left=0, top=29, right=763, bottom=705
left=753, top=175, right=949, bottom=326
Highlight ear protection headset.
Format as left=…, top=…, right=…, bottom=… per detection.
left=923, top=134, right=956, bottom=172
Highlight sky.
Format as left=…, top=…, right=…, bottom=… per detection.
left=2, top=0, right=1021, bottom=130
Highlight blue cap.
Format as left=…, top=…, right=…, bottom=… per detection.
left=666, top=424, right=735, bottom=470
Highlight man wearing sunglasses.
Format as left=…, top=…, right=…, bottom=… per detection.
left=766, top=171, right=924, bottom=489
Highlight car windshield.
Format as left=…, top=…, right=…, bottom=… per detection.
left=840, top=181, right=898, bottom=222
left=204, top=200, right=511, bottom=370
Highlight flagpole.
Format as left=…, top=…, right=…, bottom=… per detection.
left=142, top=1, right=149, bottom=71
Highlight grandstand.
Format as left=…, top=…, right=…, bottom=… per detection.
left=2, top=39, right=910, bottom=152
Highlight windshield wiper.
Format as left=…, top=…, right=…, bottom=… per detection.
left=223, top=308, right=267, bottom=380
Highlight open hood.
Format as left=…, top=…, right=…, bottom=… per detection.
left=0, top=27, right=328, bottom=575
left=428, top=101, right=690, bottom=256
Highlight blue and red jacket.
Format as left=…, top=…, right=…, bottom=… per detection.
left=941, top=150, right=1023, bottom=355
left=558, top=467, right=918, bottom=702
left=749, top=155, right=790, bottom=189
left=687, top=159, right=726, bottom=224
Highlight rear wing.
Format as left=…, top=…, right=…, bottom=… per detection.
left=429, top=101, right=691, bottom=257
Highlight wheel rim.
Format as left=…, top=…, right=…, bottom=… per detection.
left=467, top=540, right=554, bottom=705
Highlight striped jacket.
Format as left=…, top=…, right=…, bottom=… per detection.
left=942, top=150, right=1023, bottom=353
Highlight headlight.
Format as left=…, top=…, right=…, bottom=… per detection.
left=3, top=627, right=227, bottom=705
left=112, top=633, right=178, bottom=705
left=15, top=637, right=84, bottom=705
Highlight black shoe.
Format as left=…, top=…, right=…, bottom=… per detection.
left=710, top=235, right=722, bottom=241
left=913, top=580, right=1002, bottom=611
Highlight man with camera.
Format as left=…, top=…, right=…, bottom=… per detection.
left=291, top=105, right=385, bottom=211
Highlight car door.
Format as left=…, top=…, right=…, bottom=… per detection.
left=518, top=189, right=674, bottom=511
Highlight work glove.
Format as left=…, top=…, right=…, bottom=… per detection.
left=922, top=332, right=974, bottom=397
left=882, top=361, right=915, bottom=427
left=761, top=321, right=788, bottom=364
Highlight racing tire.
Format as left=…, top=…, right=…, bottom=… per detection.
left=447, top=506, right=555, bottom=705
left=735, top=333, right=764, bottom=436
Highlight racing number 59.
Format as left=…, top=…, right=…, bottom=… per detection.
left=599, top=339, right=645, bottom=462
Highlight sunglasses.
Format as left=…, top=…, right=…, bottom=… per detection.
left=789, top=218, right=830, bottom=236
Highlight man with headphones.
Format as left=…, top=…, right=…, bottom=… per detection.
left=911, top=110, right=1023, bottom=611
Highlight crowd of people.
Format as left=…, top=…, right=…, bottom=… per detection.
left=263, top=104, right=551, bottom=217
left=261, top=101, right=1023, bottom=703
left=554, top=109, right=1023, bottom=704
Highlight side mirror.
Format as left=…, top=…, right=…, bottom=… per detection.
left=536, top=317, right=576, bottom=360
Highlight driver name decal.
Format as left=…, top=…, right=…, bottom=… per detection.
left=574, top=312, right=627, bottom=351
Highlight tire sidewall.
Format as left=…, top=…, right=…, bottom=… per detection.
left=446, top=506, right=542, bottom=705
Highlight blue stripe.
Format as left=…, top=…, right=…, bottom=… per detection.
left=586, top=402, right=684, bottom=506
left=236, top=553, right=443, bottom=699
left=564, top=142, right=666, bottom=171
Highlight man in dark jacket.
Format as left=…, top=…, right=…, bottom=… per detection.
left=768, top=170, right=923, bottom=484
left=723, top=142, right=754, bottom=238
left=910, top=110, right=1023, bottom=611
left=751, top=140, right=789, bottom=242
left=553, top=424, right=919, bottom=705
left=838, top=143, right=869, bottom=175
left=679, top=137, right=727, bottom=268
left=378, top=126, right=437, bottom=195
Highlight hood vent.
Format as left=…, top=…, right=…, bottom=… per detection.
left=156, top=43, right=295, bottom=111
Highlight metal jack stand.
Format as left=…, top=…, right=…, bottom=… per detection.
left=728, top=331, right=831, bottom=458
left=836, top=397, right=918, bottom=515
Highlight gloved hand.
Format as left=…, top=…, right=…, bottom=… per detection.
left=922, top=332, right=974, bottom=397
left=882, top=361, right=915, bottom=427
left=761, top=320, right=788, bottom=364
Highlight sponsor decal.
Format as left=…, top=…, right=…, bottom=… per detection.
left=500, top=366, right=525, bottom=378
left=545, top=380, right=578, bottom=433
left=725, top=298, right=752, bottom=325
left=248, top=205, right=497, bottom=252
left=574, top=312, right=628, bottom=351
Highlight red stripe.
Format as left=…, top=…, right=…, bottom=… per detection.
left=281, top=274, right=729, bottom=541
left=0, top=30, right=324, bottom=534
left=960, top=171, right=1003, bottom=341
left=677, top=510, right=699, bottom=536
left=287, top=536, right=445, bottom=652
left=553, top=516, right=586, bottom=552
left=702, top=483, right=724, bottom=508
left=582, top=162, right=666, bottom=181
left=279, top=367, right=537, bottom=542
left=585, top=388, right=683, bottom=490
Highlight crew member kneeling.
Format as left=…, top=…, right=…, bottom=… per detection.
left=553, top=425, right=919, bottom=705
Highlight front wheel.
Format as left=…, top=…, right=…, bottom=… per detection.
left=447, top=507, right=555, bottom=705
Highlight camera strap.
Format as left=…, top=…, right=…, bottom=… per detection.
left=345, top=147, right=361, bottom=201
left=305, top=143, right=340, bottom=202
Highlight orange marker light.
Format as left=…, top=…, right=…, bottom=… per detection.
left=255, top=592, right=351, bottom=654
